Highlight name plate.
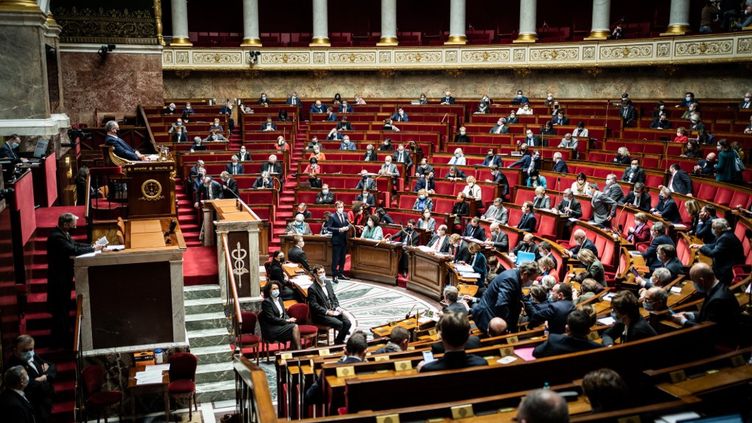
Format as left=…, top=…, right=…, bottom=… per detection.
left=376, top=415, right=400, bottom=423
left=394, top=360, right=413, bottom=371
left=451, top=405, right=474, bottom=419
left=336, top=366, right=355, bottom=378
left=318, top=348, right=331, bottom=356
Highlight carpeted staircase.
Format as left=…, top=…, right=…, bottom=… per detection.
left=268, top=124, right=308, bottom=253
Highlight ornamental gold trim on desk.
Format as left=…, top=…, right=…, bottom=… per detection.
left=162, top=33, right=752, bottom=71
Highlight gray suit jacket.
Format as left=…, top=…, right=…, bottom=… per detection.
left=591, top=192, right=617, bottom=226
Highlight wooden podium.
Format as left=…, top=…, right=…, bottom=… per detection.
left=280, top=234, right=333, bottom=269
left=406, top=247, right=452, bottom=300
left=123, top=161, right=176, bottom=218
left=349, top=238, right=400, bottom=285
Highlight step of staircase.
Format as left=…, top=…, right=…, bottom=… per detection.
left=188, top=327, right=231, bottom=348
left=184, top=296, right=225, bottom=314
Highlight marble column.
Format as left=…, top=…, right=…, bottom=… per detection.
left=310, top=0, right=330, bottom=46
left=170, top=0, right=192, bottom=46
left=377, top=0, right=398, bottom=46
left=514, top=0, right=538, bottom=43
left=662, top=0, right=690, bottom=35
left=445, top=0, right=466, bottom=45
left=0, top=0, right=50, bottom=119
left=241, top=0, right=262, bottom=46
left=585, top=0, right=611, bottom=40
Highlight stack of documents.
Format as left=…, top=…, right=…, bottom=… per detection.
left=135, top=363, right=170, bottom=385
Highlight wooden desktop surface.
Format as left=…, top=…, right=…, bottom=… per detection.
left=125, top=218, right=185, bottom=250
left=209, top=198, right=258, bottom=222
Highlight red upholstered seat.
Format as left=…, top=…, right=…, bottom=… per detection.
left=82, top=364, right=122, bottom=421
left=239, top=333, right=260, bottom=345
left=299, top=325, right=319, bottom=336
left=288, top=303, right=320, bottom=347
left=537, top=214, right=558, bottom=240
left=168, top=379, right=196, bottom=394
left=696, top=184, right=717, bottom=201
left=715, top=186, right=733, bottom=206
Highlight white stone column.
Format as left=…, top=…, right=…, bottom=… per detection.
left=310, top=0, right=330, bottom=46
left=241, top=0, right=261, bottom=46
left=170, top=0, right=192, bottom=46
left=662, top=0, right=690, bottom=35
left=514, top=0, right=538, bottom=43
left=445, top=0, right=466, bottom=45
left=585, top=0, right=611, bottom=40
left=377, top=0, right=398, bottom=46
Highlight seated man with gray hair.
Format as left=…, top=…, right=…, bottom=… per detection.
left=482, top=198, right=509, bottom=224
left=441, top=285, right=469, bottom=315
left=636, top=267, right=673, bottom=291
left=690, top=218, right=745, bottom=285
left=0, top=366, right=34, bottom=422
left=286, top=213, right=313, bottom=236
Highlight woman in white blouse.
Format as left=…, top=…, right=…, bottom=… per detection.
left=448, top=147, right=466, bottom=165
left=461, top=176, right=483, bottom=205
left=516, top=103, right=534, bottom=115
left=571, top=172, right=593, bottom=196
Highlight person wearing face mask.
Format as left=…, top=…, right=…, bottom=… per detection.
left=511, top=89, right=529, bottom=105
left=378, top=156, right=400, bottom=179
left=261, top=117, right=277, bottom=131
left=393, top=144, right=413, bottom=171
left=601, top=290, right=656, bottom=346
left=671, top=263, right=741, bottom=346
left=461, top=176, right=483, bottom=208
left=622, top=160, right=646, bottom=184
left=327, top=201, right=351, bottom=282
left=0, top=366, right=34, bottom=423
left=602, top=174, right=624, bottom=203
left=257, top=92, right=270, bottom=106
left=355, top=170, right=377, bottom=191
left=276, top=136, right=289, bottom=152
left=448, top=147, right=466, bottom=166
left=225, top=155, right=244, bottom=175
left=315, top=184, right=335, bottom=204
left=286, top=213, right=312, bottom=236
left=414, top=157, right=434, bottom=177
left=288, top=235, right=311, bottom=271
left=356, top=189, right=376, bottom=209
left=439, top=90, right=454, bottom=105
left=483, top=198, right=509, bottom=224
left=267, top=251, right=298, bottom=300
left=259, top=281, right=302, bottom=350
left=520, top=129, right=541, bottom=147
left=0, top=134, right=25, bottom=162
left=360, top=215, right=383, bottom=240
left=391, top=107, right=409, bottom=122
left=626, top=212, right=651, bottom=245
left=308, top=266, right=351, bottom=343
left=6, top=335, right=56, bottom=422
left=339, top=135, right=356, bottom=151
left=252, top=171, right=274, bottom=190
left=572, top=249, right=605, bottom=285
left=488, top=118, right=509, bottom=135
left=260, top=154, right=282, bottom=177
left=363, top=144, right=378, bottom=162
left=623, top=183, right=651, bottom=213
left=237, top=145, right=249, bottom=161
left=650, top=112, right=672, bottom=130
left=740, top=92, right=752, bottom=110
left=412, top=189, right=433, bottom=212
left=651, top=187, right=681, bottom=223
left=481, top=149, right=501, bottom=167
left=105, top=120, right=144, bottom=161
left=642, top=222, right=674, bottom=270
left=524, top=283, right=575, bottom=334
left=679, top=91, right=696, bottom=107
left=690, top=218, right=744, bottom=285
left=336, top=115, right=352, bottom=131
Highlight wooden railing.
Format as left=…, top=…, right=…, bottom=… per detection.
left=233, top=355, right=278, bottom=422
left=73, top=295, right=84, bottom=423
left=137, top=104, right=158, bottom=152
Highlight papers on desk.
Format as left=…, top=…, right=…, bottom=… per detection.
left=514, top=347, right=536, bottom=362
left=105, top=245, right=125, bottom=251
left=497, top=355, right=518, bottom=365
left=602, top=292, right=616, bottom=302
left=291, top=275, right=313, bottom=290
left=135, top=363, right=170, bottom=386
left=597, top=316, right=616, bottom=326
left=95, top=236, right=109, bottom=247
left=147, top=154, right=160, bottom=161
left=282, top=263, right=299, bottom=268
left=672, top=223, right=687, bottom=230
left=628, top=250, right=642, bottom=257
left=76, top=250, right=101, bottom=258
left=670, top=286, right=683, bottom=294
left=454, top=264, right=474, bottom=273
left=416, top=245, right=434, bottom=253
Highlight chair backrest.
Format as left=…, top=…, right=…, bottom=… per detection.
left=169, top=352, right=198, bottom=381
left=287, top=303, right=310, bottom=324
left=82, top=364, right=105, bottom=396
left=240, top=310, right=258, bottom=334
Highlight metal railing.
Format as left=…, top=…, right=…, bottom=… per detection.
left=222, top=233, right=243, bottom=349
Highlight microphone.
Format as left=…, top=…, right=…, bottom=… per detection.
left=405, top=303, right=417, bottom=320
left=222, top=184, right=241, bottom=200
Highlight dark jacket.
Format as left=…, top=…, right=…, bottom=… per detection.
left=699, top=230, right=745, bottom=284
left=307, top=280, right=340, bottom=321
left=516, top=212, right=537, bottom=233
left=327, top=212, right=350, bottom=246
left=47, top=227, right=94, bottom=306
left=570, top=239, right=598, bottom=257
left=0, top=389, right=35, bottom=423
left=556, top=197, right=582, bottom=219
left=7, top=353, right=57, bottom=422
left=623, top=191, right=652, bottom=212
left=684, top=281, right=742, bottom=345
left=668, top=170, right=693, bottom=195
left=488, top=231, right=509, bottom=252
left=288, top=246, right=310, bottom=271
left=260, top=162, right=283, bottom=176
left=463, top=224, right=485, bottom=241
left=643, top=235, right=674, bottom=270
left=524, top=299, right=575, bottom=334
left=654, top=197, right=681, bottom=223
left=471, top=269, right=524, bottom=333
left=552, top=160, right=569, bottom=173
left=419, top=350, right=487, bottom=372
left=533, top=333, right=603, bottom=358
left=622, top=167, right=646, bottom=184
left=259, top=297, right=292, bottom=340
left=602, top=317, right=657, bottom=345
left=427, top=235, right=451, bottom=253
left=315, top=192, right=335, bottom=204
left=197, top=181, right=224, bottom=200
left=225, top=162, right=244, bottom=175
left=105, top=134, right=139, bottom=161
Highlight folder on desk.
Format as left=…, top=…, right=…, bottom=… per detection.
left=515, top=251, right=536, bottom=266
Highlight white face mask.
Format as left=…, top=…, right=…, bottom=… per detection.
left=322, top=189, right=329, bottom=194
left=337, top=207, right=344, bottom=213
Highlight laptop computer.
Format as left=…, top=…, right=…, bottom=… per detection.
left=515, top=251, right=536, bottom=266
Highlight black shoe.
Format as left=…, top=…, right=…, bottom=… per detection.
left=332, top=277, right=339, bottom=284
left=338, top=274, right=350, bottom=280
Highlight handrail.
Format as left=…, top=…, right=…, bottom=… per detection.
left=84, top=174, right=91, bottom=219
left=73, top=294, right=83, bottom=354
left=137, top=104, right=159, bottom=152
left=222, top=233, right=243, bottom=328
left=233, top=355, right=278, bottom=422
left=73, top=294, right=84, bottom=423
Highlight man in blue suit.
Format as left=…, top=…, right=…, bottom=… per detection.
left=104, top=121, right=143, bottom=161
left=692, top=218, right=744, bottom=285
left=327, top=201, right=351, bottom=283
left=470, top=261, right=540, bottom=334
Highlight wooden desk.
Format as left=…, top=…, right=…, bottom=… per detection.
left=125, top=218, right=186, bottom=250
left=127, top=366, right=170, bottom=422
left=280, top=235, right=332, bottom=269
left=657, top=365, right=752, bottom=398
left=406, top=247, right=452, bottom=300
left=349, top=238, right=400, bottom=285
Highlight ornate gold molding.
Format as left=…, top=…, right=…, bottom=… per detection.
left=0, top=0, right=42, bottom=13
left=584, top=30, right=610, bottom=41
left=310, top=37, right=330, bottom=47
left=445, top=35, right=467, bottom=45
left=162, top=33, right=752, bottom=71
left=661, top=24, right=690, bottom=36
left=154, top=0, right=164, bottom=46
left=171, top=37, right=193, bottom=47
left=377, top=36, right=399, bottom=47
left=513, top=33, right=538, bottom=43
left=241, top=38, right=262, bottom=47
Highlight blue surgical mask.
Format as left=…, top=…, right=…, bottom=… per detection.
left=271, top=290, right=280, bottom=298
left=21, top=350, right=33, bottom=361
left=643, top=301, right=654, bottom=311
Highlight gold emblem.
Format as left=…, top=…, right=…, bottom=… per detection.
left=140, top=179, right=163, bottom=201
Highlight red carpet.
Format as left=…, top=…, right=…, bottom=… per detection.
left=35, top=205, right=88, bottom=228
left=183, top=246, right=219, bottom=285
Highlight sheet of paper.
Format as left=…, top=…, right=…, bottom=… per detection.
left=459, top=272, right=481, bottom=278
left=670, top=286, right=683, bottom=294
left=145, top=363, right=170, bottom=373
left=497, top=355, right=518, bottom=364
left=597, top=316, right=616, bottom=326
left=105, top=245, right=125, bottom=251
left=76, top=250, right=100, bottom=258
left=514, top=347, right=536, bottom=362
left=454, top=264, right=474, bottom=273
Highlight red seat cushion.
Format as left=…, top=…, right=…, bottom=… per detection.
left=299, top=324, right=319, bottom=336
left=239, top=334, right=260, bottom=345
left=88, top=391, right=122, bottom=407
left=168, top=380, right=196, bottom=394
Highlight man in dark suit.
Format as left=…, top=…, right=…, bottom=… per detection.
left=693, top=152, right=717, bottom=177
left=620, top=100, right=637, bottom=127
left=419, top=312, right=487, bottom=372
left=656, top=244, right=685, bottom=279
left=470, top=262, right=540, bottom=333
left=310, top=100, right=326, bottom=114
left=692, top=205, right=717, bottom=244
left=6, top=335, right=56, bottom=422
left=46, top=213, right=99, bottom=346
left=0, top=366, right=35, bottom=423
left=260, top=118, right=277, bottom=131
left=286, top=92, right=301, bottom=106
left=288, top=235, right=311, bottom=271
left=195, top=176, right=223, bottom=206
left=336, top=117, right=352, bottom=131
left=603, top=174, right=624, bottom=203
left=308, top=266, right=351, bottom=344
left=390, top=220, right=420, bottom=274
left=485, top=222, right=509, bottom=253
left=463, top=217, right=486, bottom=241
left=622, top=159, right=646, bottom=184
left=651, top=188, right=681, bottom=223
left=427, top=225, right=451, bottom=253
left=511, top=90, right=529, bottom=105
left=0, top=135, right=22, bottom=161
left=339, top=100, right=353, bottom=113
left=305, top=331, right=365, bottom=404
left=524, top=283, right=575, bottom=334
left=552, top=111, right=569, bottom=126
left=363, top=144, right=378, bottom=162
left=327, top=202, right=350, bottom=282
left=449, top=234, right=471, bottom=264
left=642, top=222, right=674, bottom=270
left=355, top=170, right=377, bottom=191
left=104, top=121, right=143, bottom=161
left=315, top=185, right=335, bottom=204
left=219, top=171, right=239, bottom=198
left=225, top=155, right=244, bottom=175
left=569, top=229, right=599, bottom=257
left=533, top=309, right=603, bottom=358
left=415, top=172, right=436, bottom=193
left=520, top=129, right=542, bottom=147
left=666, top=164, right=693, bottom=195
left=556, top=189, right=583, bottom=219
left=516, top=201, right=537, bottom=233
left=623, top=182, right=652, bottom=212
left=439, top=90, right=455, bottom=105
left=392, top=144, right=413, bottom=170
left=692, top=218, right=744, bottom=285
left=252, top=172, right=274, bottom=189
left=260, top=154, right=283, bottom=177
left=552, top=152, right=569, bottom=173
left=601, top=291, right=657, bottom=346
left=673, top=263, right=742, bottom=346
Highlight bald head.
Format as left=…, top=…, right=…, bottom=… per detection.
left=518, top=389, right=569, bottom=423
left=488, top=317, right=508, bottom=336
left=689, top=262, right=716, bottom=292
